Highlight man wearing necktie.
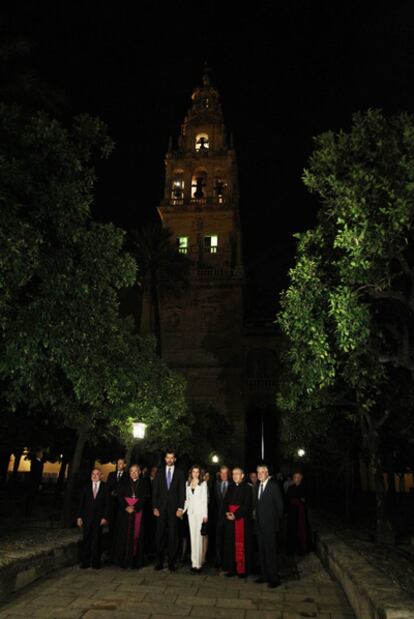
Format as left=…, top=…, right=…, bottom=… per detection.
left=107, top=458, right=128, bottom=547
left=254, top=465, right=284, bottom=588
left=213, top=465, right=231, bottom=568
left=152, top=451, right=185, bottom=571
left=77, top=468, right=109, bottom=569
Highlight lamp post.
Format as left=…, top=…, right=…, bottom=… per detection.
left=130, top=421, right=147, bottom=465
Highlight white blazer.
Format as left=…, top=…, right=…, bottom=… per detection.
left=184, top=480, right=208, bottom=519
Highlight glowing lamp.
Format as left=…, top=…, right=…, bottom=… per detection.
left=132, top=422, right=147, bottom=439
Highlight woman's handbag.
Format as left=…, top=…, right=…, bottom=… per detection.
left=200, top=521, right=208, bottom=536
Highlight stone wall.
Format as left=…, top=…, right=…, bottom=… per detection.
left=0, top=530, right=81, bottom=601
left=316, top=529, right=414, bottom=619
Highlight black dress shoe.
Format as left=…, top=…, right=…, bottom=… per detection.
left=154, top=564, right=163, bottom=571
left=254, top=577, right=266, bottom=584
left=168, top=564, right=176, bottom=572
left=268, top=580, right=281, bottom=589
left=80, top=563, right=90, bottom=569
left=237, top=573, right=247, bottom=578
left=225, top=571, right=236, bottom=577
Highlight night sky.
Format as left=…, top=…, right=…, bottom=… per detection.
left=3, top=1, right=414, bottom=319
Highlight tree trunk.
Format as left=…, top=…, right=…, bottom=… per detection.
left=361, top=411, right=394, bottom=543
left=61, top=419, right=90, bottom=527
left=372, top=453, right=394, bottom=542
left=370, top=434, right=395, bottom=543
left=344, top=452, right=353, bottom=522
left=0, top=449, right=12, bottom=483
left=11, top=449, right=23, bottom=482
left=386, top=469, right=396, bottom=505
left=54, top=456, right=68, bottom=500
left=150, top=271, right=162, bottom=357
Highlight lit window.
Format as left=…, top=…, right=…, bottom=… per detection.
left=177, top=236, right=188, bottom=254
left=171, top=178, right=184, bottom=203
left=191, top=173, right=207, bottom=199
left=204, top=235, right=218, bottom=254
left=195, top=133, right=209, bottom=151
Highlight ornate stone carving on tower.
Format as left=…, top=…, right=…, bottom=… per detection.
left=142, top=66, right=245, bottom=456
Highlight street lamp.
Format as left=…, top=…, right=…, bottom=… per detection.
left=297, top=448, right=306, bottom=458
left=211, top=454, right=219, bottom=464
left=132, top=422, right=147, bottom=439
left=130, top=421, right=147, bottom=464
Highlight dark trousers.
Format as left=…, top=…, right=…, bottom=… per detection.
left=82, top=522, right=103, bottom=567
left=257, top=530, right=279, bottom=583
left=155, top=509, right=179, bottom=567
left=215, top=519, right=225, bottom=565
left=108, top=498, right=119, bottom=549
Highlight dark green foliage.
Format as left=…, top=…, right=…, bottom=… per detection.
left=278, top=110, right=414, bottom=539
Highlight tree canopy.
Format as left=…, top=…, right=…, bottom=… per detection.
left=277, top=109, right=414, bottom=537
left=0, top=104, right=189, bottom=469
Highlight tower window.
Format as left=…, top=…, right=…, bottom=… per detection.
left=171, top=178, right=184, bottom=203
left=214, top=177, right=226, bottom=204
left=177, top=236, right=188, bottom=254
left=195, top=133, right=209, bottom=151
left=191, top=172, right=207, bottom=200
left=204, top=235, right=218, bottom=254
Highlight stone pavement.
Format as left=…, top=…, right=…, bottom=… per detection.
left=0, top=553, right=355, bottom=619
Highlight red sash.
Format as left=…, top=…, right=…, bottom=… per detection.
left=125, top=497, right=143, bottom=556
left=290, top=497, right=307, bottom=552
left=229, top=504, right=245, bottom=575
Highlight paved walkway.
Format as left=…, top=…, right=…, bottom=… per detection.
left=0, top=554, right=355, bottom=619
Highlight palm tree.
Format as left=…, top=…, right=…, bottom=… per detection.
left=129, top=223, right=191, bottom=356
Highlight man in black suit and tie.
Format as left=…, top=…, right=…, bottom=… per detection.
left=106, top=458, right=128, bottom=545
left=152, top=451, right=185, bottom=571
left=254, top=465, right=284, bottom=588
left=213, top=465, right=231, bottom=568
left=77, top=468, right=109, bottom=569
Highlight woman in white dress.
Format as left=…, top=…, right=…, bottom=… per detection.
left=184, top=465, right=208, bottom=573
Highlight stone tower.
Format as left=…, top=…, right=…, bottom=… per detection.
left=143, top=66, right=245, bottom=457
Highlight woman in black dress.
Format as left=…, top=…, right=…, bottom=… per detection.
left=111, top=464, right=149, bottom=568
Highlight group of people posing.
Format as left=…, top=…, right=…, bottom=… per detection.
left=76, top=451, right=311, bottom=589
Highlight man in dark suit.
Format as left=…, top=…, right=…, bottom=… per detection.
left=213, top=465, right=231, bottom=568
left=254, top=465, right=284, bottom=588
left=24, top=449, right=44, bottom=517
left=152, top=451, right=185, bottom=571
left=106, top=458, right=128, bottom=546
left=77, top=468, right=109, bottom=569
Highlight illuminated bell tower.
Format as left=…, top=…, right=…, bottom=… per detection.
left=159, top=66, right=243, bottom=273
left=156, top=66, right=245, bottom=455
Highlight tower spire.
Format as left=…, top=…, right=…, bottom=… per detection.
left=202, top=61, right=211, bottom=87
